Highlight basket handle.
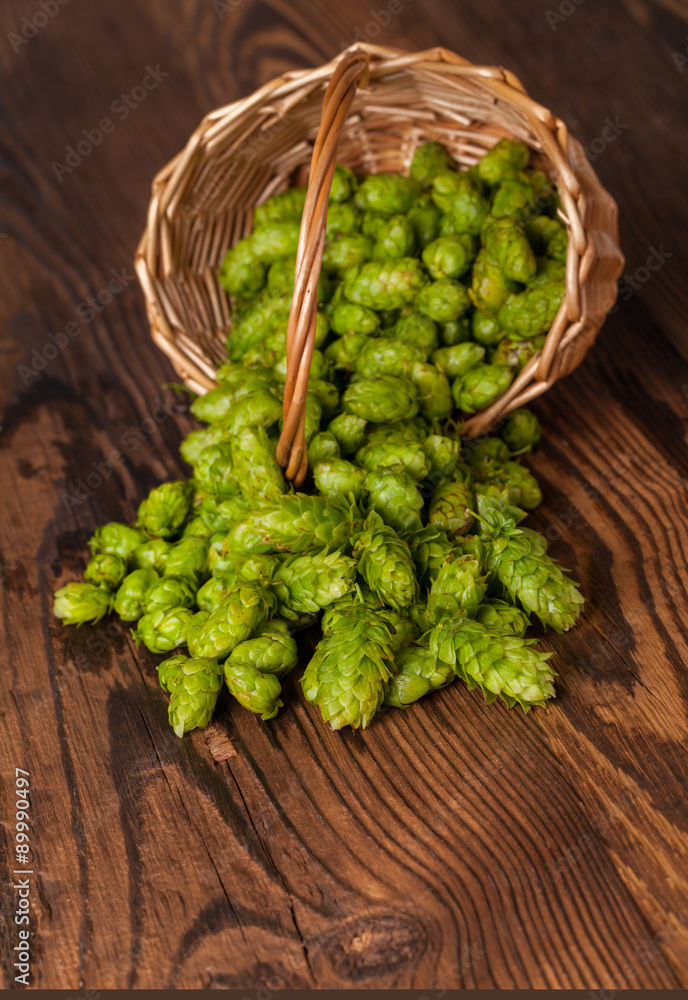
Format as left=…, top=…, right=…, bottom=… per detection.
left=276, top=50, right=369, bottom=488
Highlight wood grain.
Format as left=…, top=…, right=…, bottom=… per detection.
left=0, top=0, right=687, bottom=988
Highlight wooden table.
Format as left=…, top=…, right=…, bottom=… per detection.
left=1, top=0, right=687, bottom=989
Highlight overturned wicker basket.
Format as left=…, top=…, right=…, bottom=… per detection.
left=135, top=44, right=623, bottom=485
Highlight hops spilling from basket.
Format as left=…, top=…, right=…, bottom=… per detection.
left=53, top=139, right=581, bottom=736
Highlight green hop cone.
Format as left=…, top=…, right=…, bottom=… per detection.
left=408, top=362, right=453, bottom=423
left=327, top=413, right=367, bottom=455
left=196, top=575, right=235, bottom=612
left=491, top=175, right=535, bottom=219
left=226, top=493, right=353, bottom=555
left=364, top=419, right=427, bottom=446
left=182, top=518, right=213, bottom=539
left=326, top=200, right=361, bottom=238
left=253, top=186, right=306, bottom=226
left=427, top=553, right=487, bottom=623
left=525, top=215, right=568, bottom=261
left=355, top=439, right=430, bottom=481
left=422, top=435, right=461, bottom=480
left=475, top=599, right=529, bottom=637
left=452, top=364, right=513, bottom=413
left=325, top=332, right=370, bottom=371
left=472, top=309, right=504, bottom=346
left=89, top=522, right=145, bottom=558
left=53, top=582, right=111, bottom=626
left=529, top=257, right=566, bottom=288
left=410, top=141, right=456, bottom=188
left=354, top=338, right=424, bottom=379
left=322, top=233, right=373, bottom=274
left=227, top=296, right=290, bottom=361
left=83, top=553, right=127, bottom=590
left=180, top=424, right=227, bottom=464
left=219, top=238, right=266, bottom=298
left=309, top=380, right=339, bottom=421
left=162, top=536, right=209, bottom=585
left=113, top=568, right=159, bottom=622
left=477, top=459, right=542, bottom=510
left=157, top=654, right=188, bottom=694
left=192, top=581, right=277, bottom=660
left=137, top=482, right=192, bottom=539
left=330, top=301, right=380, bottom=336
left=389, top=311, right=439, bottom=358
left=249, top=219, right=301, bottom=262
left=478, top=494, right=584, bottom=632
left=230, top=426, right=286, bottom=506
left=440, top=317, right=471, bottom=345
left=352, top=510, right=419, bottom=610
left=404, top=524, right=455, bottom=589
left=498, top=282, right=564, bottom=339
left=313, top=460, right=367, bottom=501
left=192, top=443, right=238, bottom=496
left=144, top=575, right=196, bottom=614
left=501, top=408, right=542, bottom=452
left=469, top=247, right=519, bottom=316
left=308, top=431, right=341, bottom=467
left=371, top=214, right=416, bottom=259
left=408, top=198, right=441, bottom=248
left=364, top=470, right=424, bottom=534
left=431, top=342, right=485, bottom=379
left=491, top=335, right=545, bottom=371
left=329, top=164, right=358, bottom=203
left=343, top=258, right=428, bottom=311
left=224, top=660, right=284, bottom=720
left=228, top=620, right=298, bottom=678
left=185, top=610, right=210, bottom=658
left=428, top=480, right=475, bottom=537
left=133, top=606, right=194, bottom=654
left=301, top=603, right=396, bottom=730
left=429, top=617, right=555, bottom=711
left=274, top=549, right=357, bottom=617
left=466, top=436, right=511, bottom=469
left=431, top=172, right=489, bottom=234
left=354, top=173, right=419, bottom=214
left=482, top=216, right=537, bottom=284
left=476, top=138, right=530, bottom=186
left=343, top=375, right=419, bottom=423
left=385, top=644, right=454, bottom=708
left=421, top=237, right=471, bottom=280
left=219, top=389, right=282, bottom=436
left=416, top=278, right=470, bottom=323
left=168, top=657, right=223, bottom=737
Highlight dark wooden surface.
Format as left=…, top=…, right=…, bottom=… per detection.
left=1, top=0, right=688, bottom=989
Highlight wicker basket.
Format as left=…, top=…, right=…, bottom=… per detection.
left=135, top=44, right=623, bottom=484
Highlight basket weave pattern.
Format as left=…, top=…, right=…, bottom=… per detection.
left=135, top=44, right=623, bottom=469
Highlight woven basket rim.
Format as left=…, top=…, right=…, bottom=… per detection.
left=135, top=43, right=624, bottom=468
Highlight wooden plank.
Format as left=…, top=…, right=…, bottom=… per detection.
left=0, top=0, right=687, bottom=988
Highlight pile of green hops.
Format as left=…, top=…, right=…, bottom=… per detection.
left=54, top=141, right=581, bottom=736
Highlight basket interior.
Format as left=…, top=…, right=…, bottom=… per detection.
left=164, top=65, right=558, bottom=384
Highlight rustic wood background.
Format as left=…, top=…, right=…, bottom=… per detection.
left=1, top=0, right=688, bottom=989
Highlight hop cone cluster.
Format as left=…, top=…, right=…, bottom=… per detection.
left=53, top=141, right=584, bottom=736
